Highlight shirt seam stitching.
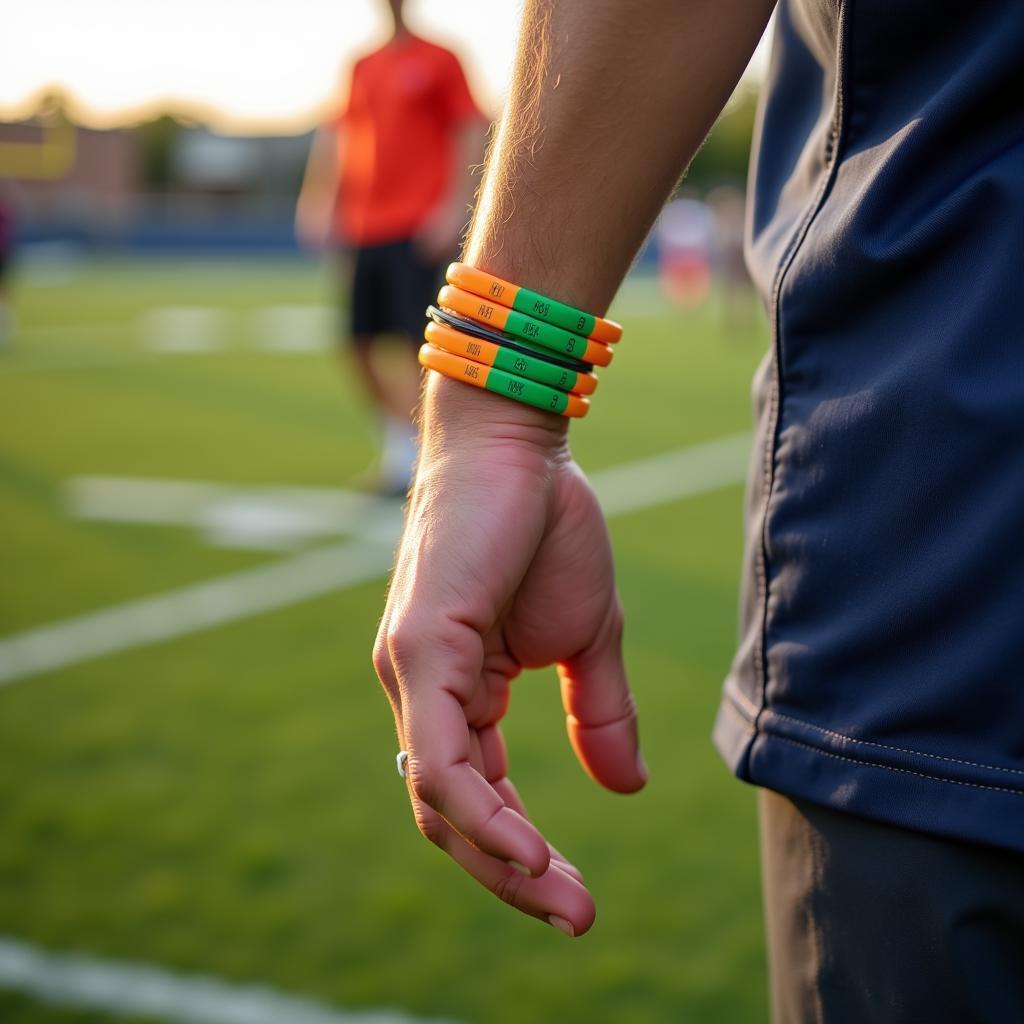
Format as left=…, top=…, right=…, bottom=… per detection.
left=767, top=733, right=1024, bottom=798
left=752, top=0, right=853, bottom=741
left=768, top=710, right=1024, bottom=777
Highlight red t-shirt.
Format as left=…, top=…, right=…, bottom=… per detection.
left=334, top=35, right=482, bottom=246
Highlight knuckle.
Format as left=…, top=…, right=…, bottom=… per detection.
left=490, top=868, right=526, bottom=908
left=460, top=803, right=502, bottom=851
left=593, top=690, right=638, bottom=730
left=386, top=620, right=422, bottom=673
left=407, top=758, right=444, bottom=812
left=413, top=806, right=447, bottom=848
left=371, top=636, right=392, bottom=682
left=617, top=688, right=639, bottom=723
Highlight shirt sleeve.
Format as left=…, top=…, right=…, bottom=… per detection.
left=437, top=49, right=484, bottom=125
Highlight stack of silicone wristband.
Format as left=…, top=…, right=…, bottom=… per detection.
left=419, top=262, right=623, bottom=418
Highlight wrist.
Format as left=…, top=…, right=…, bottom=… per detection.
left=419, top=373, right=570, bottom=455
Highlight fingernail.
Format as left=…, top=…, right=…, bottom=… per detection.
left=548, top=915, right=575, bottom=937
left=636, top=752, right=649, bottom=783
left=509, top=860, right=532, bottom=877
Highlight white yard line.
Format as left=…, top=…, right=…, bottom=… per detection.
left=142, top=306, right=229, bottom=352
left=0, top=433, right=750, bottom=689
left=67, top=478, right=388, bottom=551
left=0, top=936, right=455, bottom=1024
left=0, top=536, right=397, bottom=688
left=3, top=303, right=335, bottom=373
left=1, top=276, right=673, bottom=374
left=592, top=432, right=751, bottom=516
left=254, top=304, right=333, bottom=352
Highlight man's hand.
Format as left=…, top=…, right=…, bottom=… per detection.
left=294, top=199, right=334, bottom=253
left=371, top=0, right=773, bottom=936
left=373, top=378, right=646, bottom=937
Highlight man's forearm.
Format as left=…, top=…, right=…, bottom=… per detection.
left=464, top=0, right=773, bottom=315
left=296, top=126, right=341, bottom=245
left=422, top=0, right=772, bottom=442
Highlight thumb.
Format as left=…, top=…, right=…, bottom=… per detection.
left=557, top=601, right=647, bottom=794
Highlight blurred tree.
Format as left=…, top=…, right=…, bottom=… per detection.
left=680, top=84, right=759, bottom=192
left=137, top=116, right=181, bottom=190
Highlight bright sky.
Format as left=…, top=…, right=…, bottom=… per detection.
left=0, top=0, right=769, bottom=134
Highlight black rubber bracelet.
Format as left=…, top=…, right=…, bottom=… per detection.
left=426, top=306, right=594, bottom=374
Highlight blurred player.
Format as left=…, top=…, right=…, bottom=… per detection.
left=706, top=184, right=753, bottom=329
left=296, top=0, right=487, bottom=495
left=654, top=196, right=714, bottom=308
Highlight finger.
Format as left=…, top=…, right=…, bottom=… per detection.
left=401, top=684, right=550, bottom=877
left=558, top=601, right=647, bottom=794
left=471, top=640, right=517, bottom=728
left=492, top=776, right=585, bottom=884
left=419, top=803, right=595, bottom=937
left=462, top=677, right=505, bottom=731
left=477, top=725, right=585, bottom=881
left=467, top=727, right=486, bottom=776
left=477, top=722, right=509, bottom=783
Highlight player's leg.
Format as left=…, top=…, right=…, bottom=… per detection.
left=345, top=243, right=391, bottom=405
left=348, top=337, right=419, bottom=422
left=760, top=788, right=1024, bottom=1023
left=343, top=240, right=421, bottom=493
left=342, top=243, right=407, bottom=493
left=346, top=240, right=425, bottom=418
left=348, top=334, right=393, bottom=409
left=364, top=239, right=446, bottom=493
left=391, top=237, right=445, bottom=413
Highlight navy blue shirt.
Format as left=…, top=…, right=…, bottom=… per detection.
left=713, top=0, right=1024, bottom=852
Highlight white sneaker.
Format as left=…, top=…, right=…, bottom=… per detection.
left=376, top=416, right=419, bottom=496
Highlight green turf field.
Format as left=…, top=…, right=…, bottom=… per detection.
left=0, top=257, right=770, bottom=1024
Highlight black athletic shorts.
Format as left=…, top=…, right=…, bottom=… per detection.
left=760, top=789, right=1024, bottom=1022
left=347, top=238, right=444, bottom=346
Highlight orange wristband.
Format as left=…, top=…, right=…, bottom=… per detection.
left=419, top=343, right=591, bottom=418
left=445, top=263, right=623, bottom=345
left=437, top=285, right=615, bottom=367
left=424, top=320, right=599, bottom=396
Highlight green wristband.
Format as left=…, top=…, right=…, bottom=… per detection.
left=484, top=364, right=571, bottom=415
left=512, top=287, right=596, bottom=337
left=490, top=343, right=587, bottom=393
left=503, top=308, right=593, bottom=360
